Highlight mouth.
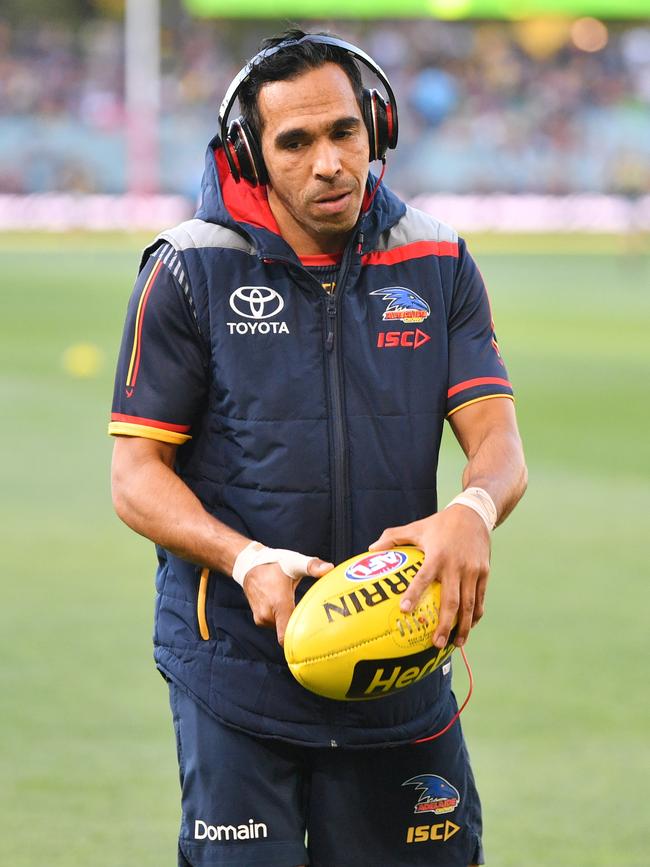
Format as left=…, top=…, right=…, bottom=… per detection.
left=312, top=190, right=354, bottom=214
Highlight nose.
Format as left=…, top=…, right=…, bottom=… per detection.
left=312, top=138, right=342, bottom=180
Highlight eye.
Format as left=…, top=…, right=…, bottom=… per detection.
left=333, top=128, right=353, bottom=140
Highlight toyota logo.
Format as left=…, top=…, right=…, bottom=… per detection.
left=229, top=286, right=284, bottom=320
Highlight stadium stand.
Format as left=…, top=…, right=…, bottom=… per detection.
left=1, top=15, right=649, bottom=197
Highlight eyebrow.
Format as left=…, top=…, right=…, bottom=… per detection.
left=274, top=116, right=361, bottom=148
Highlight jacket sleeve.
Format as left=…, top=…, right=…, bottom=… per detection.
left=108, top=245, right=208, bottom=444
left=446, top=238, right=514, bottom=417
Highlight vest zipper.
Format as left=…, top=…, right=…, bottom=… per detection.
left=324, top=232, right=361, bottom=563
left=325, top=292, right=348, bottom=561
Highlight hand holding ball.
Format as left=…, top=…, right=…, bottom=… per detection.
left=284, top=547, right=457, bottom=701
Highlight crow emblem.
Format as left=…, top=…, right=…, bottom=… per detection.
left=370, top=287, right=431, bottom=323
left=402, top=774, right=460, bottom=815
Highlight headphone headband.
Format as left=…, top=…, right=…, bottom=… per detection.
left=218, top=34, right=398, bottom=154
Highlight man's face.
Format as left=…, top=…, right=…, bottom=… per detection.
left=258, top=63, right=370, bottom=256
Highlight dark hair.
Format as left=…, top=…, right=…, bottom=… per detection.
left=238, top=28, right=364, bottom=139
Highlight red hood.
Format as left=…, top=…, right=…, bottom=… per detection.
left=215, top=147, right=282, bottom=235
left=214, top=146, right=376, bottom=239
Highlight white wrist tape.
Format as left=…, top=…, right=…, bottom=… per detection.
left=445, top=486, right=497, bottom=532
left=232, top=541, right=314, bottom=587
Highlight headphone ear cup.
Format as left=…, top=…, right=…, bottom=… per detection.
left=362, top=88, right=391, bottom=162
left=225, top=116, right=268, bottom=186
left=384, top=99, right=398, bottom=150
left=362, top=88, right=377, bottom=162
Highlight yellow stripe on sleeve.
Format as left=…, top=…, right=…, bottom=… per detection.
left=126, top=259, right=163, bottom=387
left=108, top=421, right=191, bottom=445
left=446, top=393, right=515, bottom=419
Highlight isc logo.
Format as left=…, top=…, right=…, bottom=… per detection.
left=406, top=821, right=460, bottom=843
left=376, top=329, right=430, bottom=349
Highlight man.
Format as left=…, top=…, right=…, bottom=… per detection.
left=110, top=30, right=526, bottom=867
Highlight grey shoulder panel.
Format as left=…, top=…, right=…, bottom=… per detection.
left=151, top=241, right=188, bottom=288
left=377, top=205, right=458, bottom=251
left=157, top=219, right=256, bottom=255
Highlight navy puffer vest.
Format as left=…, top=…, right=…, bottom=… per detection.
left=140, top=139, right=509, bottom=746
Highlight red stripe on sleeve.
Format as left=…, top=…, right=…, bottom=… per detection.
left=362, top=240, right=459, bottom=266
left=110, top=413, right=191, bottom=433
left=447, top=377, right=512, bottom=399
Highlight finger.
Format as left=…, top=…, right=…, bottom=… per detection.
left=242, top=573, right=271, bottom=626
left=274, top=596, right=295, bottom=647
left=399, top=558, right=440, bottom=613
left=471, top=572, right=489, bottom=626
left=368, top=525, right=413, bottom=551
left=249, top=601, right=275, bottom=629
left=454, top=577, right=477, bottom=647
left=433, top=573, right=460, bottom=649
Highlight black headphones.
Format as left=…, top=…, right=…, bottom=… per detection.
left=218, top=34, right=399, bottom=187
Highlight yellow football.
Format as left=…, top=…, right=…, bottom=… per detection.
left=284, top=547, right=456, bottom=701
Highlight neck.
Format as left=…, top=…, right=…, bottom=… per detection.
left=267, top=191, right=357, bottom=257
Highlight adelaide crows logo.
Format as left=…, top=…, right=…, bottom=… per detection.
left=370, top=287, right=430, bottom=323
left=402, top=775, right=460, bottom=815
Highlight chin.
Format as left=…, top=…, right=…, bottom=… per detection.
left=315, top=209, right=360, bottom=237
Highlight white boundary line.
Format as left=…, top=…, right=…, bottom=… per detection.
left=1, top=193, right=649, bottom=233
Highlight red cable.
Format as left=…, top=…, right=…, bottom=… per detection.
left=365, top=159, right=387, bottom=210
left=413, top=646, right=474, bottom=744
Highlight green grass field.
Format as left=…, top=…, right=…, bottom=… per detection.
left=2, top=231, right=649, bottom=866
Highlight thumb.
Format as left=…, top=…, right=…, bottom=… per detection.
left=368, top=526, right=408, bottom=551
left=307, top=558, right=334, bottom=577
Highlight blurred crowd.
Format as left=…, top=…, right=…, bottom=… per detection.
left=1, top=13, right=649, bottom=197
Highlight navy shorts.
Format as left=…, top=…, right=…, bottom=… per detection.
left=169, top=683, right=484, bottom=867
